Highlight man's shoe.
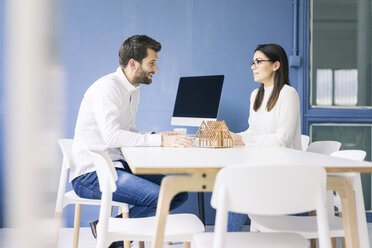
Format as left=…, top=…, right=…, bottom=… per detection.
left=89, top=220, right=98, bottom=239
left=108, top=241, right=124, bottom=248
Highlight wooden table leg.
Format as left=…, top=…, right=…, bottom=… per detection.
left=327, top=176, right=360, bottom=248
left=121, top=209, right=132, bottom=248
left=151, top=173, right=216, bottom=248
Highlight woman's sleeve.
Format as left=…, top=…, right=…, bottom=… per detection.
left=272, top=88, right=300, bottom=147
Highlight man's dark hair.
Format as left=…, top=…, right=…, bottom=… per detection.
left=119, top=35, right=161, bottom=67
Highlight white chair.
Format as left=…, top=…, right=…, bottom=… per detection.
left=306, top=141, right=341, bottom=155
left=301, top=135, right=310, bottom=151
left=193, top=164, right=331, bottom=248
left=55, top=139, right=130, bottom=248
left=249, top=149, right=367, bottom=248
left=89, top=149, right=205, bottom=248
left=250, top=140, right=341, bottom=244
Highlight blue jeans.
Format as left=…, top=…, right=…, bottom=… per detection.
left=228, top=212, right=248, bottom=232
left=72, top=165, right=188, bottom=218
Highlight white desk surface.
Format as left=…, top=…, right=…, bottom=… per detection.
left=121, top=146, right=372, bottom=174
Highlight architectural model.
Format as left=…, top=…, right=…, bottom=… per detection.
left=193, top=120, right=233, bottom=148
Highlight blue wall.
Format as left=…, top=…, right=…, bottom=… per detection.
left=1, top=0, right=298, bottom=227
left=62, top=0, right=297, bottom=136
left=0, top=0, right=5, bottom=228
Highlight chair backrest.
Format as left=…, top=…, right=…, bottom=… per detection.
left=88, top=150, right=120, bottom=248
left=211, top=164, right=327, bottom=215
left=306, top=140, right=341, bottom=154
left=330, top=150, right=366, bottom=161
left=56, top=138, right=74, bottom=212
left=301, top=135, right=310, bottom=151
left=211, top=164, right=331, bottom=248
left=57, top=138, right=74, bottom=169
left=89, top=150, right=118, bottom=193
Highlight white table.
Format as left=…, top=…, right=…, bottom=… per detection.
left=121, top=146, right=372, bottom=248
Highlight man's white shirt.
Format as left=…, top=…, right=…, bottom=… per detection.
left=71, top=67, right=161, bottom=181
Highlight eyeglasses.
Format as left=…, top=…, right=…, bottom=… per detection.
left=250, top=59, right=274, bottom=67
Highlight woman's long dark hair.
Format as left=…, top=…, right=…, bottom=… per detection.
left=253, top=44, right=290, bottom=112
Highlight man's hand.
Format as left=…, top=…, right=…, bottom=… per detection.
left=161, top=133, right=193, bottom=147
left=230, top=132, right=245, bottom=146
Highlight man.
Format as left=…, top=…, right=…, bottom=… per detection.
left=71, top=35, right=192, bottom=248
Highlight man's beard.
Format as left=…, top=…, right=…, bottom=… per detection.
left=133, top=68, right=153, bottom=85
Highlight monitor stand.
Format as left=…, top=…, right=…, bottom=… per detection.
left=198, top=192, right=205, bottom=225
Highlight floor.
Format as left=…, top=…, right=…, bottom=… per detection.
left=1, top=225, right=372, bottom=247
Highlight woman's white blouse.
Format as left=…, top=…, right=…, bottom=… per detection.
left=239, top=84, right=301, bottom=149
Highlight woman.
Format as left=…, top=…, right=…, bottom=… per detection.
left=228, top=44, right=301, bottom=231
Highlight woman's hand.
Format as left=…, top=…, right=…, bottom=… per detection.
left=230, top=132, right=245, bottom=146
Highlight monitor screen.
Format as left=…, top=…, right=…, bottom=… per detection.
left=171, top=75, right=224, bottom=126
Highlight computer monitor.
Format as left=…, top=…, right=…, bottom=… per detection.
left=171, top=75, right=224, bottom=127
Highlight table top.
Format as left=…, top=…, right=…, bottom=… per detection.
left=121, top=146, right=372, bottom=174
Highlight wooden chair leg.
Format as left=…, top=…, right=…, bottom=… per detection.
left=120, top=207, right=132, bottom=248
left=331, top=237, right=337, bottom=248
left=73, top=204, right=82, bottom=248
left=183, top=242, right=191, bottom=248
left=339, top=212, right=345, bottom=247
left=308, top=210, right=317, bottom=248
left=167, top=211, right=172, bottom=245
left=310, top=239, right=317, bottom=248
left=138, top=241, right=145, bottom=248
